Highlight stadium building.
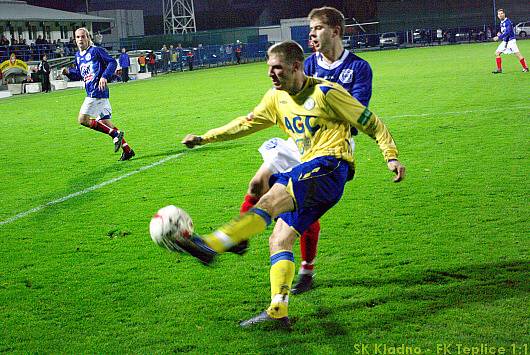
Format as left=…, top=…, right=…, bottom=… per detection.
left=0, top=0, right=112, bottom=45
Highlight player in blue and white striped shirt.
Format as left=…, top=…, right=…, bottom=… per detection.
left=492, top=9, right=528, bottom=73
left=64, top=28, right=135, bottom=160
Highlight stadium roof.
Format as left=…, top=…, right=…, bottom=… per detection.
left=0, top=0, right=113, bottom=22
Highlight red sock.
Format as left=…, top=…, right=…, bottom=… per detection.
left=520, top=58, right=528, bottom=69
left=240, top=194, right=259, bottom=215
left=496, top=57, right=502, bottom=71
left=299, top=220, right=320, bottom=273
left=89, top=119, right=115, bottom=137
left=121, top=138, right=132, bottom=153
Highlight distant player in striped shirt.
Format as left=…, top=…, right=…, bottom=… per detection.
left=63, top=28, right=135, bottom=160
left=492, top=8, right=528, bottom=73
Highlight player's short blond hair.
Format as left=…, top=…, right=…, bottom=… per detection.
left=267, top=41, right=304, bottom=65
left=308, top=6, right=345, bottom=36
left=75, top=27, right=94, bottom=46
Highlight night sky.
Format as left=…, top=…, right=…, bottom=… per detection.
left=26, top=0, right=377, bottom=35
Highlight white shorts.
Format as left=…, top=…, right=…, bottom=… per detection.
left=79, top=97, right=112, bottom=120
left=258, top=137, right=356, bottom=174
left=258, top=138, right=301, bottom=174
left=496, top=39, right=520, bottom=54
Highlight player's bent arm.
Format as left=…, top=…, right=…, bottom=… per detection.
left=64, top=65, right=82, bottom=81
left=326, top=89, right=398, bottom=161
left=98, top=48, right=118, bottom=80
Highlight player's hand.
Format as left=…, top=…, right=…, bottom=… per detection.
left=387, top=159, right=405, bottom=183
left=182, top=134, right=203, bottom=149
left=493, top=36, right=499, bottom=41
left=98, top=77, right=108, bottom=91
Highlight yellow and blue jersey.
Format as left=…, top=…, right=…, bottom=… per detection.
left=201, top=76, right=398, bottom=166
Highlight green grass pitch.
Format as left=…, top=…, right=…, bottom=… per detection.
left=0, top=41, right=528, bottom=353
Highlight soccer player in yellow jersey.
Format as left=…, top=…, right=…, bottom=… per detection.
left=180, top=40, right=405, bottom=328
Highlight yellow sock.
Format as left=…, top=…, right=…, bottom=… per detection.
left=203, top=208, right=272, bottom=253
left=266, top=250, right=295, bottom=319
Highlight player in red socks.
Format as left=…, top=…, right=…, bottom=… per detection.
left=238, top=7, right=373, bottom=294
left=63, top=27, right=135, bottom=160
left=492, top=9, right=528, bottom=73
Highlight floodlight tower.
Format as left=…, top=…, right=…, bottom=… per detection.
left=163, top=0, right=197, bottom=34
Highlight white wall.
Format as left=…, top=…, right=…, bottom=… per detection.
left=280, top=17, right=310, bottom=41
left=89, top=9, right=144, bottom=47
left=258, top=25, right=281, bottom=43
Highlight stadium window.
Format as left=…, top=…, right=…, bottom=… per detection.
left=45, top=26, right=51, bottom=40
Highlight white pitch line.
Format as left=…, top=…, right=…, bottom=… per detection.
left=0, top=150, right=194, bottom=226
left=384, top=105, right=529, bottom=119
left=1, top=105, right=528, bottom=226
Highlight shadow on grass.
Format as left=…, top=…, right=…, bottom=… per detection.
left=313, top=260, right=528, bottom=329
left=251, top=261, right=528, bottom=352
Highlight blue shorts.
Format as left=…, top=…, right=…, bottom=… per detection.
left=270, top=156, right=354, bottom=235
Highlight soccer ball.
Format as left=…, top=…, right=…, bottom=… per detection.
left=149, top=205, right=194, bottom=252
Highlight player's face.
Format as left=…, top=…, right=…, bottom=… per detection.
left=75, top=30, right=90, bottom=51
left=497, top=11, right=505, bottom=20
left=309, top=18, right=340, bottom=52
left=267, top=54, right=296, bottom=92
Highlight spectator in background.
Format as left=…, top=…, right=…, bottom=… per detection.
left=94, top=31, right=103, bottom=47
left=197, top=44, right=205, bottom=67
left=55, top=42, right=65, bottom=58
left=169, top=44, right=178, bottom=71
left=234, top=40, right=242, bottom=64
left=0, top=35, right=9, bottom=46
left=138, top=53, right=146, bottom=73
left=36, top=35, right=45, bottom=45
left=161, top=45, right=170, bottom=72
left=187, top=49, right=194, bottom=71
left=147, top=50, right=157, bottom=76
left=118, top=48, right=131, bottom=82
left=225, top=44, right=232, bottom=63
left=219, top=44, right=225, bottom=63
left=176, top=43, right=184, bottom=71
left=436, top=28, right=443, bottom=45
left=38, top=54, right=51, bottom=92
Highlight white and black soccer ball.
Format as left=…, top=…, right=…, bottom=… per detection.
left=149, top=205, right=194, bottom=252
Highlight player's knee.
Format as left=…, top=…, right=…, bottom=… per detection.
left=248, top=177, right=267, bottom=197
left=78, top=115, right=90, bottom=126
left=268, top=226, right=296, bottom=253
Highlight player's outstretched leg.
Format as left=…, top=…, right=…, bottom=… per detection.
left=175, top=207, right=273, bottom=265
left=228, top=194, right=260, bottom=255
left=291, top=220, right=320, bottom=295
left=233, top=164, right=274, bottom=255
